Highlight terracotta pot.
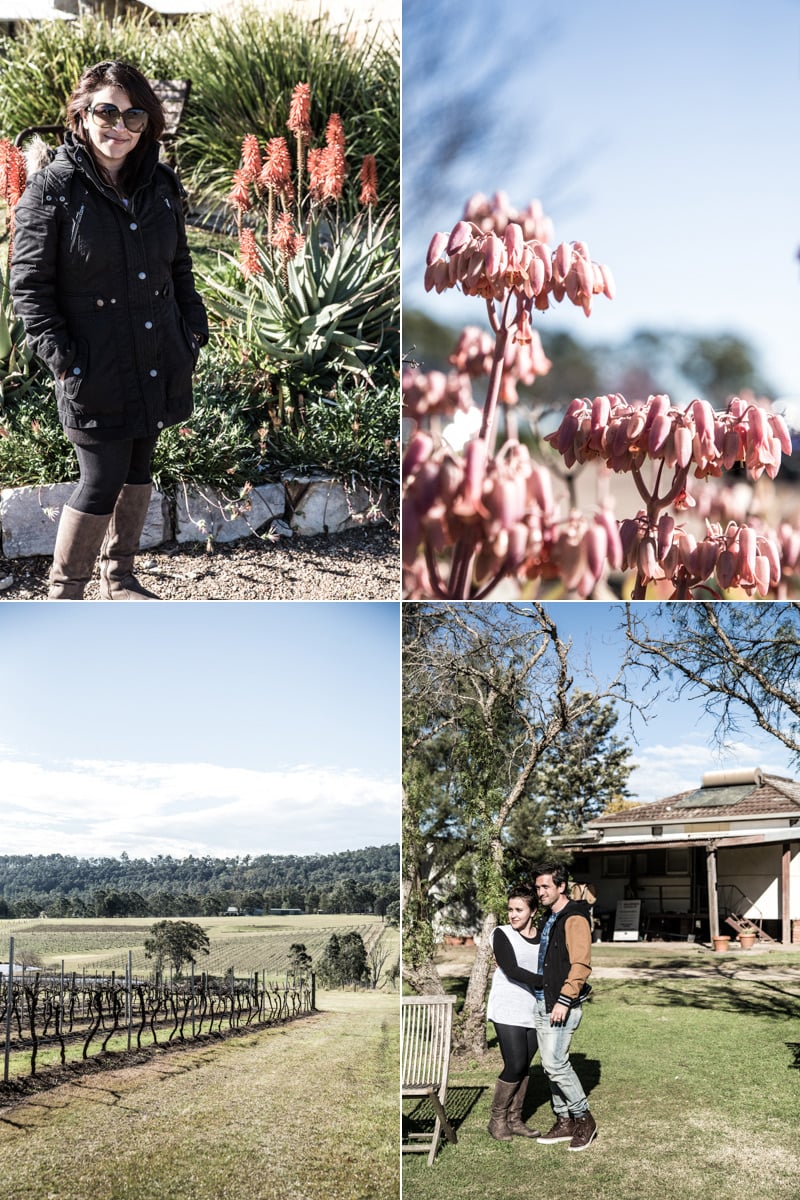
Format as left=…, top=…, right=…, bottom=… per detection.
left=712, top=935, right=731, bottom=953
left=738, top=933, right=756, bottom=949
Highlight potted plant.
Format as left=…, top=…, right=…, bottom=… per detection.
left=737, top=922, right=758, bottom=949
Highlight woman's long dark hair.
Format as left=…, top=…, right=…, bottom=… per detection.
left=67, top=61, right=164, bottom=193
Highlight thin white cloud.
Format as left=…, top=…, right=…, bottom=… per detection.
left=0, top=755, right=399, bottom=858
left=628, top=739, right=794, bottom=807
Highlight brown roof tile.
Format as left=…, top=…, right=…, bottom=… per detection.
left=590, top=774, right=800, bottom=826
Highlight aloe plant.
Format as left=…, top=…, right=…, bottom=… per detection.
left=0, top=264, right=37, bottom=410
left=201, top=207, right=399, bottom=387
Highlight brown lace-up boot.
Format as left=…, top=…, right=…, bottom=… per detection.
left=536, top=1113, right=575, bottom=1144
left=568, top=1110, right=597, bottom=1151
left=506, top=1076, right=541, bottom=1138
left=487, top=1078, right=517, bottom=1140
left=98, top=483, right=160, bottom=600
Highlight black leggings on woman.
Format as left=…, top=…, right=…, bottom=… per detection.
left=68, top=435, right=159, bottom=515
left=493, top=1023, right=539, bottom=1083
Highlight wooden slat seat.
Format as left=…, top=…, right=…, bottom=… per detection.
left=402, top=994, right=458, bottom=1166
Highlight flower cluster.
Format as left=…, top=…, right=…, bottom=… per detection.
left=238, top=227, right=261, bottom=280
left=425, top=219, right=614, bottom=320
left=0, top=138, right=27, bottom=252
left=402, top=431, right=621, bottom=599
left=617, top=511, right=781, bottom=598
left=448, top=324, right=551, bottom=404
left=462, top=191, right=554, bottom=244
left=260, top=137, right=294, bottom=199
left=402, top=367, right=475, bottom=423
left=308, top=113, right=347, bottom=203
left=271, top=210, right=305, bottom=262
left=359, top=154, right=378, bottom=208
left=0, top=139, right=26, bottom=209
left=286, top=82, right=313, bottom=139
left=547, top=393, right=792, bottom=481
left=225, top=84, right=380, bottom=282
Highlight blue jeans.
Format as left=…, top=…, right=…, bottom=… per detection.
left=533, top=997, right=588, bottom=1118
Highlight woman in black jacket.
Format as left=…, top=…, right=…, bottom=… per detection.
left=11, top=61, right=209, bottom=599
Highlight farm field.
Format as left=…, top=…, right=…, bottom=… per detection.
left=0, top=915, right=399, bottom=1086
left=0, top=913, right=396, bottom=978
left=0, top=989, right=399, bottom=1200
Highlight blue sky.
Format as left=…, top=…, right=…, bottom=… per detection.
left=538, top=602, right=797, bottom=804
left=0, top=603, right=400, bottom=858
left=403, top=0, right=800, bottom=405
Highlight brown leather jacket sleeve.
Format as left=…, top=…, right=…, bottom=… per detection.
left=559, top=914, right=592, bottom=1004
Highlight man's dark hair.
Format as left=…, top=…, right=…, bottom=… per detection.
left=533, top=863, right=570, bottom=891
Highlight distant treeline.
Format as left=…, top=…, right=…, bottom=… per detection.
left=0, top=846, right=400, bottom=921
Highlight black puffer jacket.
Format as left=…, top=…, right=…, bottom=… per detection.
left=10, top=133, right=209, bottom=442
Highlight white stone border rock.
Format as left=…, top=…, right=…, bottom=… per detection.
left=0, top=474, right=388, bottom=558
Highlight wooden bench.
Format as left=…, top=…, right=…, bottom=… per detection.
left=14, top=78, right=191, bottom=167
left=402, top=994, right=458, bottom=1166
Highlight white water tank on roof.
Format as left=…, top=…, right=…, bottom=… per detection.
left=701, top=768, right=764, bottom=788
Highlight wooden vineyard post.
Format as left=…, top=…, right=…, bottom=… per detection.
left=3, top=937, right=14, bottom=1083
left=190, top=961, right=196, bottom=1039
left=127, top=951, right=133, bottom=1051
left=311, top=971, right=316, bottom=1012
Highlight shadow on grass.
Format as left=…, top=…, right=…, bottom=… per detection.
left=604, top=973, right=800, bottom=1021
left=786, top=1042, right=800, bottom=1069
left=402, top=1084, right=484, bottom=1145
left=523, top=1052, right=601, bottom=1116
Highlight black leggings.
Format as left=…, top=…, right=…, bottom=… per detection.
left=68, top=436, right=159, bottom=515
left=493, top=1023, right=538, bottom=1083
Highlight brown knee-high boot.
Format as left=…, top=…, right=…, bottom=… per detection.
left=48, top=506, right=113, bottom=599
left=487, top=1078, right=518, bottom=1141
left=506, top=1076, right=541, bottom=1138
left=98, top=483, right=160, bottom=600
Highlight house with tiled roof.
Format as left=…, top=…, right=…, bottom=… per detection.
left=557, top=768, right=800, bottom=944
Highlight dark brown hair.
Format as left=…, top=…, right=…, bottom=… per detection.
left=533, top=863, right=570, bottom=892
left=67, top=61, right=165, bottom=191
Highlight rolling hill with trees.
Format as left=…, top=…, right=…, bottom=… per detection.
left=0, top=845, right=399, bottom=921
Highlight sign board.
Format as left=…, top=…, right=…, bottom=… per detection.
left=613, top=900, right=642, bottom=941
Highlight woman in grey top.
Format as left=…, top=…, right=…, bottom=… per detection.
left=485, top=884, right=543, bottom=1140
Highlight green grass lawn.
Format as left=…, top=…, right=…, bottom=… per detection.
left=403, top=973, right=800, bottom=1200
left=0, top=990, right=398, bottom=1200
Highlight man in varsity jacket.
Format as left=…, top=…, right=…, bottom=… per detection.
left=532, top=863, right=597, bottom=1151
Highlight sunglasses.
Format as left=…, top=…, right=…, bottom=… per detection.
left=87, top=103, right=149, bottom=134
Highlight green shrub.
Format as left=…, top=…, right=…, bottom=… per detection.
left=268, top=369, right=400, bottom=500
left=0, top=381, right=76, bottom=486
left=174, top=7, right=399, bottom=214
left=0, top=8, right=399, bottom=216
left=202, top=207, right=399, bottom=395
left=150, top=359, right=272, bottom=498
left=0, top=357, right=398, bottom=498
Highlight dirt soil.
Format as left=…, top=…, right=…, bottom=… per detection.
left=0, top=522, right=400, bottom=601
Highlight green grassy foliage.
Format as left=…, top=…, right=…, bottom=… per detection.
left=0, top=8, right=399, bottom=215
left=403, top=973, right=800, bottom=1200
left=0, top=991, right=399, bottom=1200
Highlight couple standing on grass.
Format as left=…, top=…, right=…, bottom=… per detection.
left=486, top=864, right=597, bottom=1152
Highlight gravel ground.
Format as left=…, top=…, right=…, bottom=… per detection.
left=0, top=521, right=400, bottom=601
